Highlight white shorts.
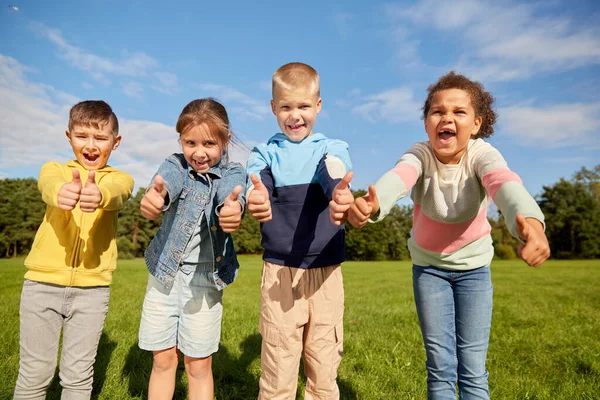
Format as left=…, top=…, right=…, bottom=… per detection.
left=138, top=266, right=223, bottom=358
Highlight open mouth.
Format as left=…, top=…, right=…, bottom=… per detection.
left=83, top=153, right=99, bottom=163
left=438, top=130, right=456, bottom=145
left=288, top=123, right=305, bottom=132
left=192, top=159, right=209, bottom=170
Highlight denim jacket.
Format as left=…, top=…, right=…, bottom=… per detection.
left=144, top=154, right=246, bottom=290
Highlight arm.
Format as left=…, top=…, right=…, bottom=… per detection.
left=474, top=144, right=549, bottom=266
left=316, top=139, right=352, bottom=199
left=38, top=162, right=75, bottom=208
left=96, top=171, right=134, bottom=211
left=370, top=146, right=423, bottom=222
left=151, top=155, right=186, bottom=211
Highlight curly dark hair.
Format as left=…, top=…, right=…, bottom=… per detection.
left=422, top=71, right=497, bottom=139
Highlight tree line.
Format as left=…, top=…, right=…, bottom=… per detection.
left=1, top=166, right=599, bottom=260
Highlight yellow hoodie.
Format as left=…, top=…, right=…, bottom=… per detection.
left=25, top=161, right=134, bottom=287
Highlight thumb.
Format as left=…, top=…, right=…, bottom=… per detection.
left=85, top=170, right=96, bottom=187
left=250, top=174, right=265, bottom=191
left=227, top=185, right=242, bottom=205
left=71, top=169, right=82, bottom=187
left=336, top=171, right=353, bottom=191
left=516, top=214, right=529, bottom=240
left=367, top=185, right=377, bottom=204
left=153, top=175, right=165, bottom=194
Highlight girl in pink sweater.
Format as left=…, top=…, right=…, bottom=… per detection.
left=331, top=72, right=550, bottom=399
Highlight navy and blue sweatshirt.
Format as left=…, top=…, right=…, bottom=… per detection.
left=246, top=132, right=352, bottom=269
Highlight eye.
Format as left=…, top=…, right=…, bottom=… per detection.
left=204, top=140, right=217, bottom=146
left=185, top=140, right=195, bottom=146
left=300, top=105, right=310, bottom=109
left=280, top=105, right=290, bottom=110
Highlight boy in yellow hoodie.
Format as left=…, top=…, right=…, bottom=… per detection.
left=14, top=100, right=134, bottom=400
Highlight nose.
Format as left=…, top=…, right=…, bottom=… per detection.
left=84, top=137, right=96, bottom=150
left=440, top=113, right=452, bottom=123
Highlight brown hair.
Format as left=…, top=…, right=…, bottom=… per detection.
left=422, top=71, right=497, bottom=138
left=176, top=98, right=232, bottom=151
left=272, top=62, right=320, bottom=98
left=68, top=100, right=118, bottom=134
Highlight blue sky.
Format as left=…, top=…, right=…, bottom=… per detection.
left=1, top=0, right=599, bottom=208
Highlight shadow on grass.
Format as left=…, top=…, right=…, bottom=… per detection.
left=213, top=333, right=261, bottom=399
left=46, top=332, right=117, bottom=400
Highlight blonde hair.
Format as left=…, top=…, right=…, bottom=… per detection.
left=68, top=100, right=118, bottom=134
left=272, top=62, right=320, bottom=98
left=176, top=98, right=232, bottom=151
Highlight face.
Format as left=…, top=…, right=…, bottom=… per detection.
left=424, top=88, right=482, bottom=164
left=66, top=123, right=121, bottom=170
left=180, top=123, right=226, bottom=173
left=271, top=84, right=322, bottom=142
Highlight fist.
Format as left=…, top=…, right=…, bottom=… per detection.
left=329, top=171, right=354, bottom=226
left=219, top=186, right=243, bottom=233
left=247, top=174, right=272, bottom=223
left=80, top=171, right=102, bottom=212
left=57, top=169, right=82, bottom=211
left=141, top=175, right=167, bottom=220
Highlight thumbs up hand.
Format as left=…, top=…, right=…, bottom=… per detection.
left=219, top=186, right=243, bottom=233
left=329, top=171, right=354, bottom=226
left=515, top=215, right=550, bottom=267
left=57, top=169, right=82, bottom=211
left=247, top=174, right=272, bottom=223
left=141, top=175, right=167, bottom=220
left=80, top=170, right=102, bottom=212
left=348, top=185, right=379, bottom=228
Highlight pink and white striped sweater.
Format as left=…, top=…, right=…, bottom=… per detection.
left=372, top=138, right=545, bottom=271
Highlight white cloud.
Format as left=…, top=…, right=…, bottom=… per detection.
left=352, top=87, right=421, bottom=124
left=0, top=54, right=250, bottom=190
left=81, top=82, right=93, bottom=89
left=386, top=0, right=600, bottom=81
left=499, top=103, right=600, bottom=148
left=123, top=81, right=144, bottom=98
left=196, top=83, right=271, bottom=120
left=30, top=22, right=179, bottom=93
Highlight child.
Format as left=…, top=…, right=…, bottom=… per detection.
left=246, top=62, right=353, bottom=400
left=334, top=72, right=550, bottom=399
left=14, top=100, right=134, bottom=399
left=138, top=98, right=245, bottom=400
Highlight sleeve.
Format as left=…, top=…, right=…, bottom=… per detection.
left=97, top=171, right=134, bottom=211
left=371, top=144, right=424, bottom=222
left=316, top=139, right=352, bottom=199
left=149, top=155, right=186, bottom=211
left=245, top=146, right=272, bottom=196
left=215, top=163, right=247, bottom=213
left=37, top=162, right=69, bottom=208
left=473, top=142, right=545, bottom=241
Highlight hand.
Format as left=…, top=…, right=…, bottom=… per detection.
left=247, top=174, right=272, bottom=222
left=329, top=171, right=354, bottom=226
left=348, top=185, right=379, bottom=228
left=57, top=169, right=82, bottom=211
left=219, top=185, right=243, bottom=233
left=79, top=171, right=102, bottom=212
left=140, top=175, right=167, bottom=220
left=516, top=215, right=550, bottom=267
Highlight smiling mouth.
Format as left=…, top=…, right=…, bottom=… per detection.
left=438, top=130, right=456, bottom=144
left=288, top=124, right=305, bottom=131
left=84, top=154, right=99, bottom=163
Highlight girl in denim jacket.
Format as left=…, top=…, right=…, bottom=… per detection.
left=138, top=98, right=246, bottom=400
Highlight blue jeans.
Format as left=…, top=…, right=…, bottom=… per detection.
left=413, top=265, right=493, bottom=400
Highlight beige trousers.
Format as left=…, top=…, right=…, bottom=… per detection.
left=258, top=261, right=344, bottom=400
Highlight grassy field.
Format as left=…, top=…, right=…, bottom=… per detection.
left=0, top=256, right=599, bottom=399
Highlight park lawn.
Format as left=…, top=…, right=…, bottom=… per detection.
left=0, top=256, right=598, bottom=399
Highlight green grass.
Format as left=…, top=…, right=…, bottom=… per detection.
left=1, top=256, right=599, bottom=399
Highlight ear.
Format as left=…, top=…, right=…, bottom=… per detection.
left=316, top=97, right=322, bottom=114
left=112, top=135, right=122, bottom=150
left=271, top=100, right=276, bottom=115
left=65, top=130, right=72, bottom=142
left=471, top=116, right=483, bottom=137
